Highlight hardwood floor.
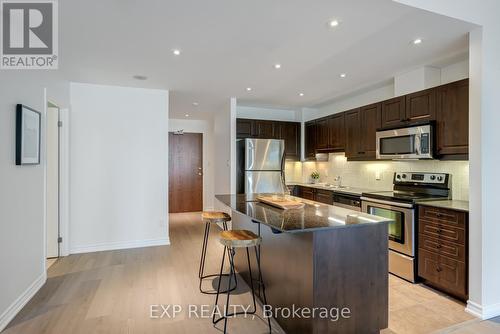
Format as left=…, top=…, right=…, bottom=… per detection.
left=3, top=212, right=495, bottom=334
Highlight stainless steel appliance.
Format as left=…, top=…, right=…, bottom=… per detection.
left=332, top=193, right=361, bottom=211
left=236, top=138, right=286, bottom=194
left=361, top=172, right=451, bottom=282
left=376, top=123, right=434, bottom=160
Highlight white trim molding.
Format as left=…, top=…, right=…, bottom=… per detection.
left=69, top=237, right=170, bottom=254
left=466, top=300, right=500, bottom=320
left=0, top=272, right=47, bottom=332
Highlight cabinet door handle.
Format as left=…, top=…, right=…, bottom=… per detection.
left=436, top=267, right=442, bottom=272
left=436, top=213, right=443, bottom=218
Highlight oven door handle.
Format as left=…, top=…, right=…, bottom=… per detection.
left=360, top=197, right=414, bottom=209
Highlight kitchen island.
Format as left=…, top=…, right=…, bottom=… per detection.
left=216, top=194, right=391, bottom=334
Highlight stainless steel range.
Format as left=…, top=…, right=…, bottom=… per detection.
left=361, top=172, right=451, bottom=282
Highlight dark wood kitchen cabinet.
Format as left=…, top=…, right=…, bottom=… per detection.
left=254, top=120, right=277, bottom=139
left=236, top=118, right=254, bottom=138
left=345, top=104, right=381, bottom=160
left=279, top=122, right=301, bottom=160
left=344, top=109, right=362, bottom=159
left=295, top=186, right=333, bottom=204
left=236, top=118, right=301, bottom=160
left=406, top=87, right=436, bottom=122
left=359, top=103, right=382, bottom=159
left=436, top=79, right=469, bottom=159
left=328, top=113, right=345, bottom=151
left=315, top=117, right=330, bottom=150
left=381, top=96, right=406, bottom=128
left=305, top=121, right=317, bottom=160
left=418, top=205, right=468, bottom=301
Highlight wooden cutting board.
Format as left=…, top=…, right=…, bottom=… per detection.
left=256, top=196, right=305, bottom=210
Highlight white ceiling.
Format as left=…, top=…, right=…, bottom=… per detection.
left=59, top=0, right=475, bottom=119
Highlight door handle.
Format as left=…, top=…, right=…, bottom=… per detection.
left=198, top=172, right=202, bottom=176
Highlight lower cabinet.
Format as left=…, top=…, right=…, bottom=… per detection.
left=295, top=186, right=333, bottom=204
left=418, top=205, right=468, bottom=301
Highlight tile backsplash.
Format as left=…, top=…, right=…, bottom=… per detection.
left=285, top=153, right=469, bottom=201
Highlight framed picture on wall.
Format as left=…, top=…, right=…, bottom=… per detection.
left=16, top=104, right=41, bottom=165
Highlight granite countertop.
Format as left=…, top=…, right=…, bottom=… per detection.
left=418, top=200, right=469, bottom=212
left=286, top=182, right=385, bottom=196
left=215, top=194, right=391, bottom=233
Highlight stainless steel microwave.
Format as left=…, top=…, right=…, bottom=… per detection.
left=376, top=124, right=433, bottom=160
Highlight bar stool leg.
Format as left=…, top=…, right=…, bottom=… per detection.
left=213, top=245, right=227, bottom=323
left=198, top=222, right=210, bottom=280
left=200, top=222, right=237, bottom=295
left=223, top=247, right=236, bottom=333
left=255, top=245, right=272, bottom=333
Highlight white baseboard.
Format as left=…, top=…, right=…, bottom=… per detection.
left=203, top=206, right=215, bottom=211
left=0, top=272, right=47, bottom=332
left=69, top=237, right=170, bottom=254
left=466, top=300, right=500, bottom=320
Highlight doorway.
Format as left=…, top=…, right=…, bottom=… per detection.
left=169, top=132, right=203, bottom=213
left=46, top=102, right=60, bottom=265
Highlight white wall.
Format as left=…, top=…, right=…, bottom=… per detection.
left=305, top=59, right=469, bottom=122
left=213, top=98, right=238, bottom=205
left=69, top=83, right=169, bottom=253
left=286, top=154, right=469, bottom=201
left=306, top=82, right=395, bottom=121
left=395, top=0, right=500, bottom=320
left=169, top=119, right=215, bottom=210
left=0, top=72, right=69, bottom=331
left=236, top=105, right=301, bottom=122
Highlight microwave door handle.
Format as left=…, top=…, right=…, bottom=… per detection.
left=414, top=135, right=420, bottom=155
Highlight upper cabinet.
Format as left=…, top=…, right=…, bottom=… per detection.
left=381, top=96, right=406, bottom=128
left=436, top=79, right=469, bottom=159
left=358, top=103, right=382, bottom=159
left=315, top=117, right=330, bottom=150
left=305, top=120, right=317, bottom=160
left=236, top=118, right=301, bottom=161
left=236, top=118, right=254, bottom=138
left=328, top=113, right=345, bottom=151
left=279, top=122, right=301, bottom=161
left=406, top=87, right=436, bottom=122
left=345, top=109, right=362, bottom=159
left=254, top=120, right=277, bottom=139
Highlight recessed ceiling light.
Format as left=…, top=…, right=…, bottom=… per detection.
left=340, top=73, right=346, bottom=78
left=192, top=102, right=199, bottom=106
left=173, top=49, right=181, bottom=55
left=299, top=93, right=305, bottom=97
left=246, top=87, right=252, bottom=91
left=133, top=75, right=147, bottom=80
left=329, top=20, right=339, bottom=27
left=185, top=114, right=190, bottom=117
left=274, top=63, right=281, bottom=69
left=413, top=38, right=422, bottom=45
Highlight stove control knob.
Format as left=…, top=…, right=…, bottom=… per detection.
left=401, top=174, right=407, bottom=179
left=437, top=176, right=444, bottom=182
left=396, top=174, right=401, bottom=179
left=430, top=175, right=436, bottom=181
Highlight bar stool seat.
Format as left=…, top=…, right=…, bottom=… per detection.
left=202, top=211, right=231, bottom=224
left=198, top=211, right=236, bottom=295
left=213, top=229, right=271, bottom=333
left=219, top=230, right=261, bottom=248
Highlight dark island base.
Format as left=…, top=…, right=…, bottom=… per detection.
left=232, top=214, right=389, bottom=334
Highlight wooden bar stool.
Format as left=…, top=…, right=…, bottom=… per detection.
left=199, top=211, right=237, bottom=294
left=213, top=230, right=271, bottom=333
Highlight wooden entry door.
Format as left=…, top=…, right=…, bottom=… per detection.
left=169, top=132, right=203, bottom=213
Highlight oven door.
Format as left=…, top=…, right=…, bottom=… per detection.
left=361, top=199, right=415, bottom=257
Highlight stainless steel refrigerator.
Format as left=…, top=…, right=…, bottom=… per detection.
left=237, top=138, right=286, bottom=194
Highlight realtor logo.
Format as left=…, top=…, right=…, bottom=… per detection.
left=1, top=0, right=58, bottom=69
